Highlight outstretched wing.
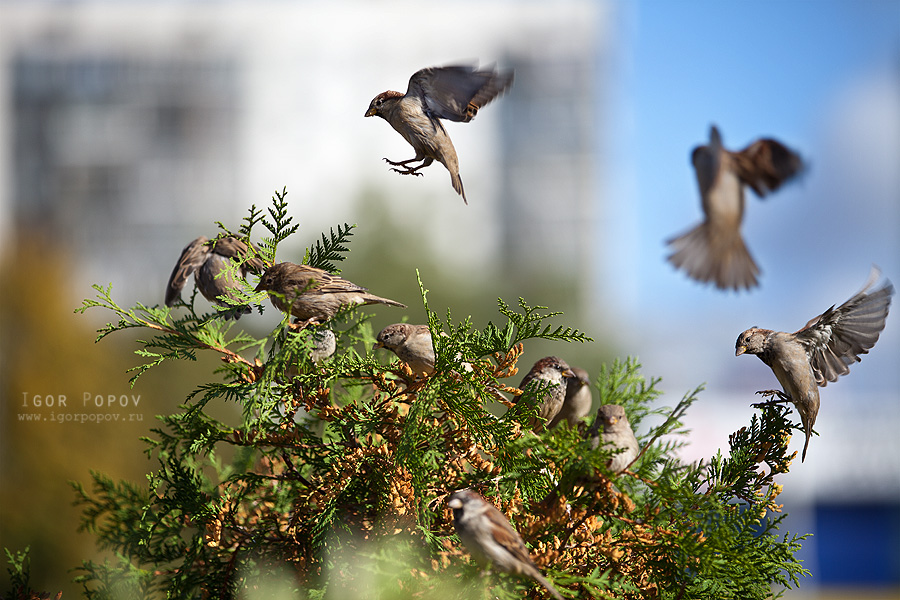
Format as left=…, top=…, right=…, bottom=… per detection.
left=732, top=137, right=804, bottom=198
left=794, top=267, right=893, bottom=386
left=407, top=64, right=513, bottom=123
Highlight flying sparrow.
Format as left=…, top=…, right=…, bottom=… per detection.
left=165, top=236, right=264, bottom=319
left=374, top=323, right=435, bottom=375
left=735, top=268, right=893, bottom=461
left=667, top=125, right=804, bottom=291
left=254, top=262, right=405, bottom=326
left=588, top=404, right=640, bottom=473
left=447, top=489, right=563, bottom=600
left=514, top=357, right=576, bottom=432
left=549, top=366, right=592, bottom=429
left=365, top=64, right=514, bottom=204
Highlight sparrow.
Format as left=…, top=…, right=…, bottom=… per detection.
left=735, top=268, right=893, bottom=461
left=447, top=489, right=563, bottom=600
left=374, top=323, right=435, bottom=375
left=365, top=64, right=514, bottom=204
left=514, top=357, right=576, bottom=432
left=254, top=262, right=405, bottom=326
left=667, top=125, right=804, bottom=291
left=549, top=366, right=592, bottom=429
left=588, top=404, right=640, bottom=473
left=165, top=236, right=264, bottom=319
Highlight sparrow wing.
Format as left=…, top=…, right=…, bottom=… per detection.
left=211, top=237, right=265, bottom=273
left=165, top=237, right=211, bottom=306
left=794, top=267, right=893, bottom=386
left=408, top=65, right=513, bottom=122
left=731, top=137, right=804, bottom=198
left=483, top=503, right=540, bottom=570
left=296, top=266, right=369, bottom=296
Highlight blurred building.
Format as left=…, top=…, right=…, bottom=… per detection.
left=497, top=45, right=599, bottom=281
left=11, top=49, right=240, bottom=291
left=0, top=1, right=605, bottom=310
left=2, top=1, right=896, bottom=595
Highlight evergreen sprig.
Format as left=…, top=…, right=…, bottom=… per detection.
left=60, top=191, right=808, bottom=600
left=469, top=297, right=593, bottom=356
left=258, top=187, right=300, bottom=264
left=304, top=223, right=356, bottom=273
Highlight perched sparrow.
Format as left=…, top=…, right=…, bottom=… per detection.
left=514, top=357, right=576, bottom=432
left=667, top=125, right=804, bottom=291
left=165, top=236, right=264, bottom=319
left=254, top=262, right=405, bottom=326
left=735, top=268, right=893, bottom=461
left=588, top=405, right=640, bottom=473
left=374, top=323, right=435, bottom=375
left=549, top=366, right=592, bottom=429
left=447, top=489, right=563, bottom=600
left=365, top=64, right=514, bottom=204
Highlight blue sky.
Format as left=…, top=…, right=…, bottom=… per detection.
left=604, top=0, right=900, bottom=400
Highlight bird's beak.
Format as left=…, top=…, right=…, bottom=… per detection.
left=254, top=280, right=267, bottom=293
left=609, top=417, right=618, bottom=425
left=562, top=368, right=576, bottom=379
left=735, top=345, right=746, bottom=357
left=365, top=107, right=376, bottom=117
left=448, top=498, right=462, bottom=509
left=373, top=342, right=384, bottom=350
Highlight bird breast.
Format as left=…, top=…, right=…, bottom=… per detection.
left=765, top=333, right=819, bottom=404
left=391, top=98, right=454, bottom=157
left=702, top=160, right=744, bottom=227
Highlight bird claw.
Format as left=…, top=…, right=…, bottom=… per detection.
left=288, top=317, right=322, bottom=332
left=390, top=168, right=423, bottom=177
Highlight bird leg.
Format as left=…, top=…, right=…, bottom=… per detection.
left=751, top=389, right=792, bottom=407
left=288, top=317, right=322, bottom=332
left=383, top=157, right=433, bottom=176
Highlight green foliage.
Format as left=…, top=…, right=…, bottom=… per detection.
left=67, top=192, right=809, bottom=599
left=257, top=187, right=300, bottom=264
left=303, top=223, right=356, bottom=273
left=3, top=547, right=34, bottom=599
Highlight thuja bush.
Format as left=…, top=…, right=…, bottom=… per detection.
left=65, top=191, right=807, bottom=599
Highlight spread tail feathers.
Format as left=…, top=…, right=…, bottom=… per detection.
left=667, top=222, right=759, bottom=291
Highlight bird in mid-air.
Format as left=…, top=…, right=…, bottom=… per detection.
left=735, top=267, right=893, bottom=461
left=667, top=125, right=804, bottom=291
left=365, top=63, right=514, bottom=204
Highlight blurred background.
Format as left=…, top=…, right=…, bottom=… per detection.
left=0, top=1, right=897, bottom=597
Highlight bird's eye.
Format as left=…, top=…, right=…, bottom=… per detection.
left=375, top=98, right=382, bottom=107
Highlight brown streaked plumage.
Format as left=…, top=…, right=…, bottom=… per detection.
left=513, top=356, right=576, bottom=432
left=365, top=64, right=514, bottom=204
left=165, top=236, right=264, bottom=319
left=447, top=489, right=563, bottom=600
left=735, top=267, right=893, bottom=461
left=374, top=323, right=435, bottom=375
left=667, top=125, right=804, bottom=291
left=549, top=366, right=592, bottom=429
left=254, top=262, right=405, bottom=325
left=588, top=404, right=640, bottom=473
